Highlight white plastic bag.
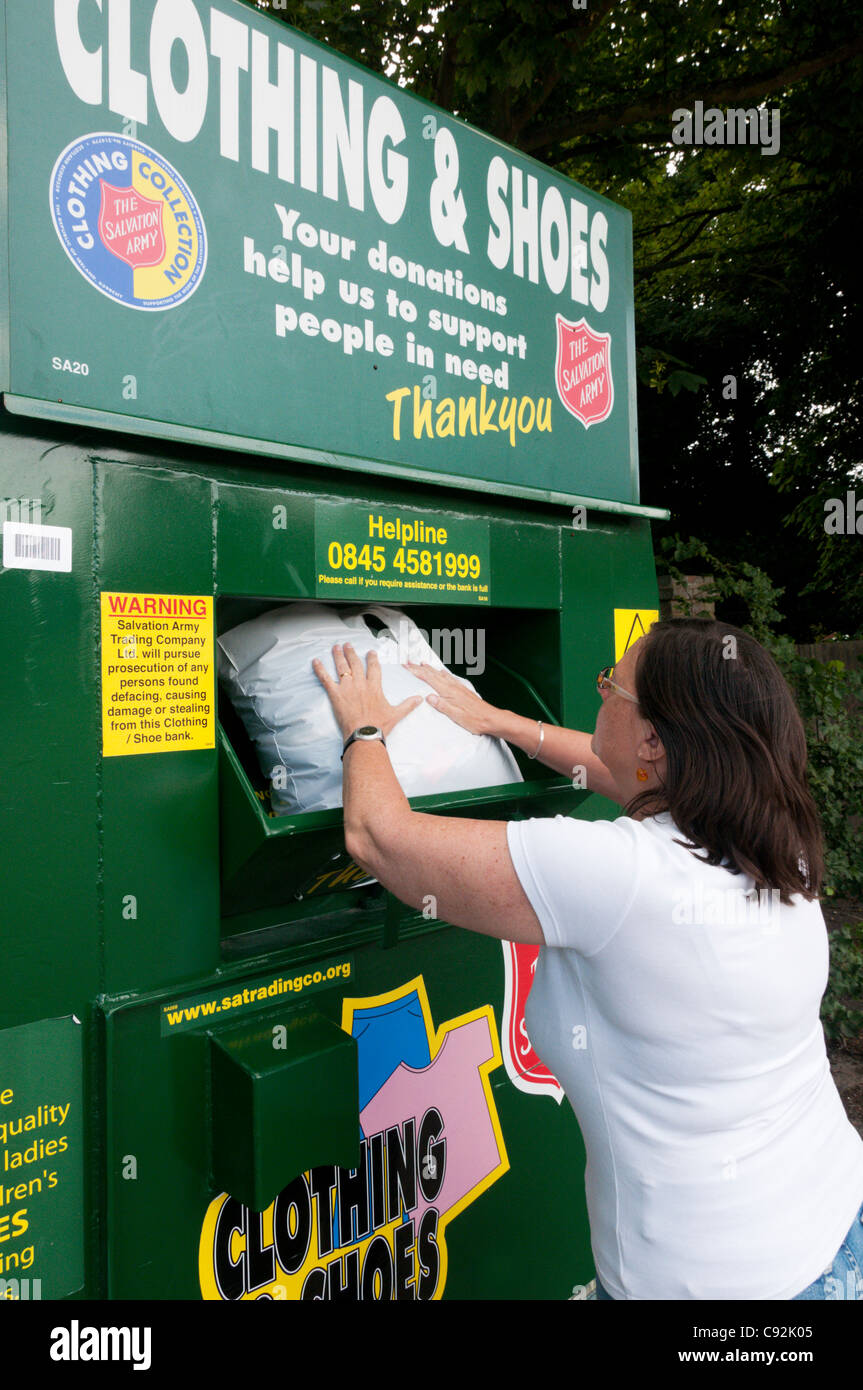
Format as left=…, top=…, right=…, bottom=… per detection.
left=217, top=602, right=522, bottom=814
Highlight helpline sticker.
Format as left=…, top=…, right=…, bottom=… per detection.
left=315, top=500, right=490, bottom=605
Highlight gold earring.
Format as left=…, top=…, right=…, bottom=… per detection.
left=636, top=767, right=649, bottom=782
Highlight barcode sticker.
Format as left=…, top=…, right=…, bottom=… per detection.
left=2, top=522, right=73, bottom=572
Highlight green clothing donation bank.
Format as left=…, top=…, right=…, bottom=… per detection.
left=0, top=0, right=665, bottom=1299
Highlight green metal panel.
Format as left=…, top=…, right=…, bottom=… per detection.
left=3, top=398, right=670, bottom=518
left=216, top=483, right=315, bottom=600
left=0, top=0, right=9, bottom=394
left=210, top=1009, right=360, bottom=1213
left=0, top=425, right=105, bottom=1298
left=561, top=513, right=660, bottom=733
left=214, top=471, right=564, bottom=610
left=0, top=432, right=101, bottom=1021
left=1, top=408, right=661, bottom=1299
left=102, top=922, right=595, bottom=1300
left=96, top=461, right=220, bottom=994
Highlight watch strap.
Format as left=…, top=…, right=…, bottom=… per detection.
left=341, top=727, right=386, bottom=760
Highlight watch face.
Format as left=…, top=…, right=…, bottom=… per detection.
left=357, top=726, right=380, bottom=736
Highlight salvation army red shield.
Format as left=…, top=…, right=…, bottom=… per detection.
left=98, top=181, right=166, bottom=269
left=501, top=941, right=563, bottom=1102
left=555, top=314, right=614, bottom=428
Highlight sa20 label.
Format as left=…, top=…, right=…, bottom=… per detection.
left=52, top=358, right=90, bottom=375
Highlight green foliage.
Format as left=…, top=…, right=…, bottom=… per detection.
left=659, top=536, right=863, bottom=898
left=659, top=534, right=785, bottom=643
left=636, top=347, right=709, bottom=397
left=777, top=488, right=863, bottom=639
left=821, top=921, right=863, bottom=1042
left=781, top=654, right=863, bottom=901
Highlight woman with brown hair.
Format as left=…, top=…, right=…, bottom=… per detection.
left=313, top=617, right=863, bottom=1301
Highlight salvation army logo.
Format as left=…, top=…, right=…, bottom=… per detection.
left=50, top=133, right=206, bottom=311
left=555, top=314, right=614, bottom=427
left=99, top=181, right=166, bottom=269
left=501, top=942, right=563, bottom=1102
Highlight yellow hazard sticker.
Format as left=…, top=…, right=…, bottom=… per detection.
left=100, top=592, right=215, bottom=756
left=614, top=608, right=659, bottom=663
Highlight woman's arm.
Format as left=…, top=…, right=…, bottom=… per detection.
left=406, top=660, right=623, bottom=804
left=312, top=643, right=545, bottom=944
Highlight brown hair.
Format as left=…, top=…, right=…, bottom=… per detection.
left=627, top=619, right=824, bottom=903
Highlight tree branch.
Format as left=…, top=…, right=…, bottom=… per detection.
left=433, top=29, right=459, bottom=113
left=506, top=63, right=564, bottom=145
left=645, top=212, right=726, bottom=271
left=638, top=239, right=795, bottom=277
left=634, top=204, right=744, bottom=238
left=504, top=0, right=618, bottom=143
left=563, top=0, right=618, bottom=58
left=522, top=31, right=863, bottom=154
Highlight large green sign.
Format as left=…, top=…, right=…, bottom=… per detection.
left=0, top=0, right=638, bottom=506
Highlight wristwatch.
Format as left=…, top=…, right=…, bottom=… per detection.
left=341, top=725, right=387, bottom=760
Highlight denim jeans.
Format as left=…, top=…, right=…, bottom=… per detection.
left=593, top=1197, right=863, bottom=1300
left=791, top=1198, right=863, bottom=1300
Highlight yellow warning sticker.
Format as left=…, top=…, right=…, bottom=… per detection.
left=100, top=592, right=215, bottom=756
left=614, top=608, right=659, bottom=663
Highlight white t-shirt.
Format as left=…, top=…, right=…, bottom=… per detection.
left=506, top=811, right=863, bottom=1300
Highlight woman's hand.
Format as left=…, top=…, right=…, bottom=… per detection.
left=313, top=642, right=423, bottom=741
left=404, top=660, right=499, bottom=737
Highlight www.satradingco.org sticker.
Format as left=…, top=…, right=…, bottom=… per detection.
left=50, top=132, right=207, bottom=311
left=160, top=959, right=355, bottom=1036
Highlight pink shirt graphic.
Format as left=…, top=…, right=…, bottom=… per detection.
left=359, top=1015, right=503, bottom=1221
